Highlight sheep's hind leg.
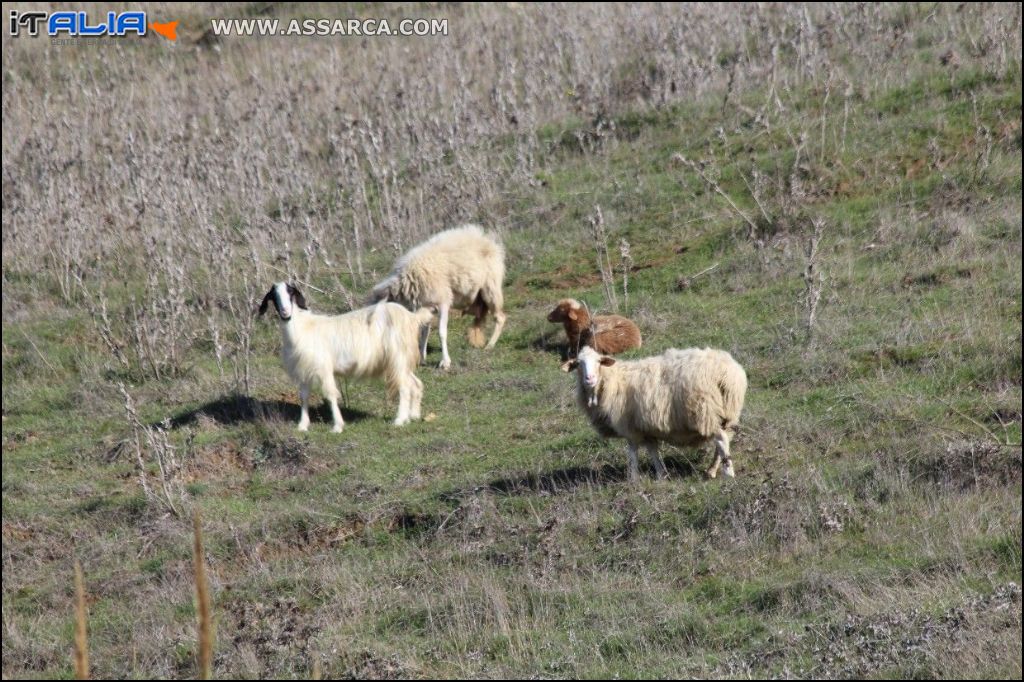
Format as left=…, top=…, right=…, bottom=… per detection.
left=437, top=303, right=452, bottom=370
left=419, top=321, right=431, bottom=364
left=626, top=442, right=641, bottom=483
left=297, top=383, right=311, bottom=432
left=322, top=374, right=345, bottom=433
left=645, top=442, right=668, bottom=480
left=707, top=430, right=734, bottom=478
left=484, top=309, right=506, bottom=350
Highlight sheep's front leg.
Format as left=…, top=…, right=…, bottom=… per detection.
left=645, top=442, right=668, bottom=479
left=297, top=383, right=311, bottom=432
left=707, top=430, right=734, bottom=478
left=437, top=303, right=452, bottom=370
left=626, top=442, right=641, bottom=483
left=322, top=374, right=345, bottom=433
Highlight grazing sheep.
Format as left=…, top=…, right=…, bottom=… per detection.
left=258, top=282, right=433, bottom=432
left=561, top=345, right=747, bottom=481
left=369, top=224, right=506, bottom=369
left=547, top=298, right=642, bottom=357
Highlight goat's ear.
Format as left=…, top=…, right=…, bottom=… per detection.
left=560, top=359, right=579, bottom=373
left=567, top=308, right=578, bottom=321
left=257, top=289, right=274, bottom=317
left=288, top=284, right=308, bottom=310
left=599, top=356, right=616, bottom=367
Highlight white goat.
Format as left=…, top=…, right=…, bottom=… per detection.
left=259, top=282, right=433, bottom=432
left=562, top=345, right=747, bottom=481
left=369, top=224, right=506, bottom=370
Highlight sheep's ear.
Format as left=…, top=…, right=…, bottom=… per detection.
left=288, top=284, right=308, bottom=310
left=599, top=356, right=616, bottom=367
left=561, top=359, right=579, bottom=373
left=257, top=289, right=274, bottom=316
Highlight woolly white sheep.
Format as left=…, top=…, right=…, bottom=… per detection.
left=369, top=224, right=506, bottom=369
left=259, top=282, right=433, bottom=432
left=562, top=345, right=747, bottom=481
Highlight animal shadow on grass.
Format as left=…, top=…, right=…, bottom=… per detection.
left=524, top=329, right=570, bottom=359
left=443, top=452, right=703, bottom=500
left=160, top=395, right=372, bottom=430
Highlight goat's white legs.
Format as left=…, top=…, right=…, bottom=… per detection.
left=419, top=321, right=431, bottom=363
left=438, top=303, right=452, bottom=370
left=708, top=430, right=734, bottom=478
left=409, top=374, right=423, bottom=421
left=645, top=443, right=668, bottom=479
left=394, top=379, right=412, bottom=426
left=485, top=310, right=506, bottom=350
left=394, top=373, right=424, bottom=425
left=322, top=374, right=345, bottom=433
left=626, top=442, right=641, bottom=483
left=297, top=383, right=311, bottom=432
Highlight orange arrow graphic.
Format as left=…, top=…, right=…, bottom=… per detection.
left=150, top=20, right=178, bottom=41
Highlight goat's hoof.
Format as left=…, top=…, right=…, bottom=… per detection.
left=438, top=360, right=451, bottom=370
left=722, top=464, right=736, bottom=478
left=331, top=425, right=344, bottom=433
left=297, top=423, right=310, bottom=432
left=394, top=418, right=410, bottom=426
left=705, top=468, right=718, bottom=480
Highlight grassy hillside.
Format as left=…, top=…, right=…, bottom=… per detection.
left=2, top=3, right=1021, bottom=678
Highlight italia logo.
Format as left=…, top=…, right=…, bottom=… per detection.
left=8, top=10, right=177, bottom=41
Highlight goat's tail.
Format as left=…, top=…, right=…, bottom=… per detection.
left=375, top=303, right=427, bottom=398
left=414, top=306, right=435, bottom=326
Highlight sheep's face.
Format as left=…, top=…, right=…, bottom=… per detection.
left=258, top=282, right=308, bottom=321
left=547, top=299, right=580, bottom=323
left=561, top=346, right=615, bottom=406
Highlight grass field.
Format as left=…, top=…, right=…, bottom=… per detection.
left=2, top=3, right=1021, bottom=678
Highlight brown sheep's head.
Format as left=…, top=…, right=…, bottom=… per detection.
left=547, top=298, right=582, bottom=323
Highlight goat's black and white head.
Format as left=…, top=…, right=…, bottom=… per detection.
left=258, top=282, right=308, bottom=321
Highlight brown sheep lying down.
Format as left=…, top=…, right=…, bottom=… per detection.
left=547, top=298, right=642, bottom=357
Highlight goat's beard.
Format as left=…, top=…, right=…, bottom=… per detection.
left=583, top=384, right=599, bottom=408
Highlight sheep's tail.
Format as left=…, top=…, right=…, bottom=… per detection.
left=718, top=360, right=748, bottom=430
